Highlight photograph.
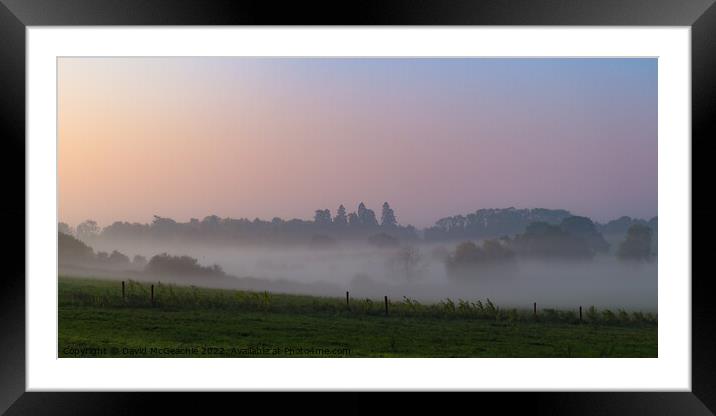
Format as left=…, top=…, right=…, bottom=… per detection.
left=1, top=0, right=709, bottom=410
left=57, top=56, right=658, bottom=358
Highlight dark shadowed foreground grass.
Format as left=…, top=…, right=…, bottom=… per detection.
left=58, top=276, right=657, bottom=358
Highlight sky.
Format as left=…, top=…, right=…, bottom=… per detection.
left=58, top=57, right=657, bottom=228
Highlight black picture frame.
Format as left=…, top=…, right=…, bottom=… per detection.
left=1, top=0, right=711, bottom=414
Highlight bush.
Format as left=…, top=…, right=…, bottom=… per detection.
left=445, top=240, right=515, bottom=280
left=108, top=250, right=130, bottom=265
left=145, top=253, right=226, bottom=277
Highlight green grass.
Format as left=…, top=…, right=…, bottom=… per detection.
left=58, top=276, right=657, bottom=358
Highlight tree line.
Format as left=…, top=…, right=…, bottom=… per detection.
left=445, top=218, right=655, bottom=280
left=60, top=202, right=417, bottom=246
left=59, top=213, right=655, bottom=285
left=59, top=231, right=227, bottom=278
left=59, top=204, right=657, bottom=256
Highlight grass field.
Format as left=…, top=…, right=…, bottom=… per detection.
left=58, top=276, right=657, bottom=358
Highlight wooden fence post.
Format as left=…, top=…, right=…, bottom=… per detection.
left=579, top=306, right=583, bottom=322
left=151, top=284, right=154, bottom=306
left=384, top=296, right=389, bottom=316
left=346, top=291, right=350, bottom=309
left=533, top=302, right=537, bottom=319
left=121, top=281, right=125, bottom=302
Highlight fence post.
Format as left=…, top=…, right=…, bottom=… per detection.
left=346, top=291, right=350, bottom=309
left=384, top=296, right=389, bottom=316
left=121, top=281, right=125, bottom=302
left=533, top=302, right=537, bottom=319
left=151, top=284, right=154, bottom=306
left=579, top=306, right=583, bottom=322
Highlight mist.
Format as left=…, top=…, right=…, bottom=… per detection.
left=78, top=239, right=656, bottom=312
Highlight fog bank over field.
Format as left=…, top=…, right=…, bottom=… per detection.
left=83, top=240, right=656, bottom=311
left=61, top=207, right=657, bottom=311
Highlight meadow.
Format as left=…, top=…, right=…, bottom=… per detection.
left=58, top=276, right=657, bottom=358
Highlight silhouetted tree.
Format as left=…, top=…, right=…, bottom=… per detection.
left=314, top=209, right=332, bottom=226
left=363, top=208, right=378, bottom=227
left=76, top=220, right=100, bottom=242
left=560, top=216, right=610, bottom=253
left=107, top=250, right=130, bottom=266
left=202, top=215, right=221, bottom=229
left=334, top=204, right=348, bottom=226
left=151, top=215, right=180, bottom=240
left=448, top=239, right=514, bottom=265
left=381, top=202, right=397, bottom=228
left=445, top=239, right=515, bottom=280
left=357, top=202, right=378, bottom=227
left=348, top=212, right=359, bottom=227
left=357, top=202, right=368, bottom=226
left=511, top=222, right=593, bottom=260
left=617, top=224, right=652, bottom=261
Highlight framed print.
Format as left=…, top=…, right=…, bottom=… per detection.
left=1, top=0, right=713, bottom=414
